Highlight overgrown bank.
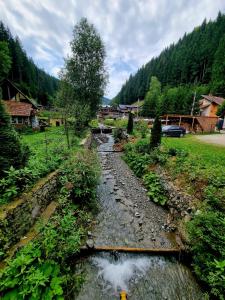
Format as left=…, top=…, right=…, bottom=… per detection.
left=0, top=127, right=81, bottom=205
left=123, top=134, right=225, bottom=299
left=0, top=149, right=100, bottom=299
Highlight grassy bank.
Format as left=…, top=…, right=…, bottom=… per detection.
left=123, top=134, right=225, bottom=299
left=0, top=149, right=100, bottom=299
left=0, top=127, right=81, bottom=205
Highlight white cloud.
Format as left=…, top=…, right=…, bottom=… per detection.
left=0, top=0, right=225, bottom=98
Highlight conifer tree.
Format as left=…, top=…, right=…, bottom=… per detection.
left=150, top=115, right=161, bottom=149
left=211, top=34, right=225, bottom=96
left=0, top=101, right=29, bottom=178
left=127, top=112, right=133, bottom=134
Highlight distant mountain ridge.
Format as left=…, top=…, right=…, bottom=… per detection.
left=102, top=96, right=111, bottom=105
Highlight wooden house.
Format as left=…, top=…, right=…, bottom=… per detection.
left=199, top=95, right=225, bottom=117
left=1, top=79, right=39, bottom=128
left=162, top=114, right=219, bottom=133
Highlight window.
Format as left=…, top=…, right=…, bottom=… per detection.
left=17, top=117, right=23, bottom=124
left=11, top=117, right=17, bottom=124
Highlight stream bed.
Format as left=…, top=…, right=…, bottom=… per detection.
left=73, top=134, right=203, bottom=299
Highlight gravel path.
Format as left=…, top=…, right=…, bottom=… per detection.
left=196, top=133, right=225, bottom=146
left=92, top=135, right=177, bottom=249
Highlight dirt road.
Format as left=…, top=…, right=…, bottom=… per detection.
left=196, top=133, right=225, bottom=146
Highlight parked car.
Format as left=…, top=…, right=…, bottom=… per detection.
left=162, top=125, right=186, bottom=137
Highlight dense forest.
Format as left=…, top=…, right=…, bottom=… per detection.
left=113, top=12, right=225, bottom=115
left=0, top=21, right=58, bottom=105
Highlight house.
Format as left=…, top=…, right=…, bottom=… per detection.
left=118, top=104, right=142, bottom=114
left=1, top=79, right=39, bottom=128
left=199, top=95, right=225, bottom=117
left=162, top=114, right=219, bottom=133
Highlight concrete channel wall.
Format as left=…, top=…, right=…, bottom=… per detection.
left=0, top=170, right=60, bottom=253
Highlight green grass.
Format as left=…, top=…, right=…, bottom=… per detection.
left=0, top=127, right=81, bottom=205
left=162, top=135, right=225, bottom=171
left=21, top=127, right=80, bottom=178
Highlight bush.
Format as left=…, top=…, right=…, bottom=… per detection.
left=187, top=210, right=225, bottom=299
left=113, top=128, right=127, bottom=143
left=103, top=118, right=115, bottom=127
left=60, top=150, right=100, bottom=209
left=0, top=166, right=36, bottom=205
left=0, top=193, right=84, bottom=299
left=143, top=172, right=167, bottom=205
left=123, top=152, right=152, bottom=178
left=89, top=119, right=98, bottom=128
left=134, top=139, right=149, bottom=154
left=0, top=101, right=30, bottom=178
left=135, top=120, right=148, bottom=138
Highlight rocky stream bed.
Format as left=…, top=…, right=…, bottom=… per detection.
left=73, top=134, right=203, bottom=300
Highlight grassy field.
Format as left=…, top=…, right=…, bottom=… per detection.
left=21, top=126, right=80, bottom=178
left=162, top=135, right=225, bottom=174
left=0, top=127, right=81, bottom=205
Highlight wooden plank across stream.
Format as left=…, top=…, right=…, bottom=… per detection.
left=81, top=245, right=182, bottom=255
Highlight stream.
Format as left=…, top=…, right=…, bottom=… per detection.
left=73, top=134, right=203, bottom=299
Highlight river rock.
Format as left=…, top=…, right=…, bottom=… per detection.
left=86, top=239, right=94, bottom=249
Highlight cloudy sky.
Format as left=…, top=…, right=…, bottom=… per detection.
left=0, top=0, right=225, bottom=98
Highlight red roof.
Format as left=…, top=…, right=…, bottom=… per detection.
left=202, top=95, right=225, bottom=106
left=3, top=100, right=33, bottom=117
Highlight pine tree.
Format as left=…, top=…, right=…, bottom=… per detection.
left=211, top=34, right=225, bottom=96
left=150, top=115, right=161, bottom=149
left=127, top=112, right=133, bottom=134
left=0, top=101, right=29, bottom=178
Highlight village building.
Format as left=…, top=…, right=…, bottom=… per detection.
left=1, top=79, right=39, bottom=128
left=199, top=95, right=225, bottom=117
left=118, top=104, right=142, bottom=115
left=162, top=94, right=225, bottom=132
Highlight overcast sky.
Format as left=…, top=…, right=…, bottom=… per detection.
left=0, top=0, right=225, bottom=98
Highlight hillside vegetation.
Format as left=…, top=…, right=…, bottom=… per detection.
left=113, top=12, right=225, bottom=115
left=0, top=21, right=58, bottom=105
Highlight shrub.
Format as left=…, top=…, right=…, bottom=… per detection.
left=89, top=119, right=98, bottom=128
left=113, top=128, right=127, bottom=143
left=0, top=101, right=30, bottom=178
left=187, top=210, right=225, bottom=299
left=143, top=172, right=167, bottom=205
left=0, top=194, right=84, bottom=299
left=103, top=118, right=115, bottom=127
left=0, top=166, right=36, bottom=205
left=60, top=150, right=100, bottom=209
left=123, top=152, right=152, bottom=178
left=134, top=139, right=149, bottom=154
left=135, top=120, right=148, bottom=138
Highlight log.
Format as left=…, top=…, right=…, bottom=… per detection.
left=81, top=245, right=182, bottom=254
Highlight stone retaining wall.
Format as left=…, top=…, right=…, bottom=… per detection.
left=0, top=170, right=60, bottom=253
left=155, top=166, right=198, bottom=230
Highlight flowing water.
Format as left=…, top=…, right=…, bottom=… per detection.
left=73, top=133, right=203, bottom=299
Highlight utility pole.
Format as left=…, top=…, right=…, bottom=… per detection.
left=191, top=91, right=196, bottom=116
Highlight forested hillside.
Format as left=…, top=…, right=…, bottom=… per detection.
left=0, top=21, right=58, bottom=105
left=113, top=12, right=225, bottom=114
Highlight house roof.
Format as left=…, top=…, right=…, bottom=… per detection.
left=201, top=95, right=225, bottom=106
left=5, top=79, right=38, bottom=108
left=118, top=104, right=140, bottom=109
left=3, top=100, right=34, bottom=117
